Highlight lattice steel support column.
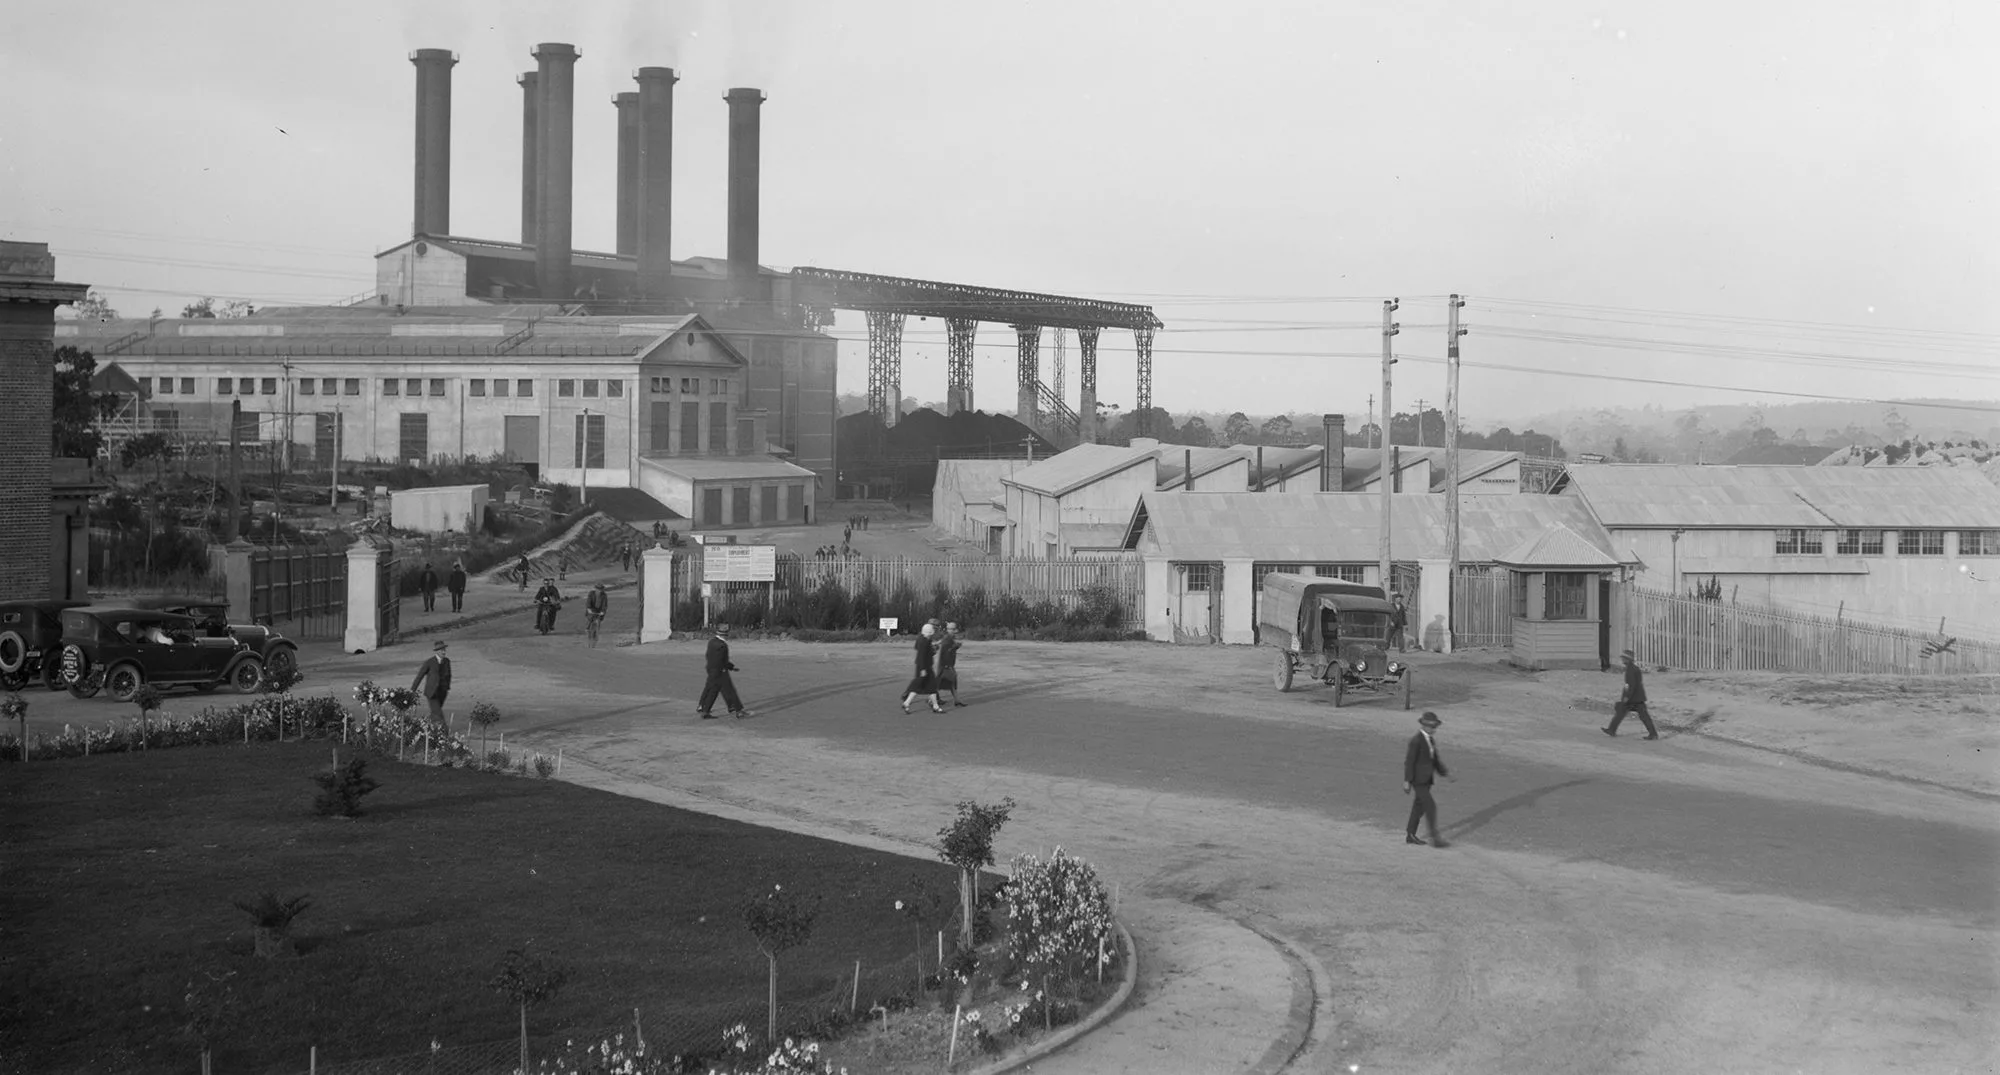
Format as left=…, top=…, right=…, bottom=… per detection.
left=866, top=310, right=907, bottom=428
left=1049, top=328, right=1066, bottom=409
left=1014, top=324, right=1042, bottom=430
left=1076, top=327, right=1100, bottom=444
left=945, top=317, right=977, bottom=415
left=1133, top=326, right=1155, bottom=437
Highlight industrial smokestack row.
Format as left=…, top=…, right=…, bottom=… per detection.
left=533, top=42, right=580, bottom=302
left=635, top=67, right=678, bottom=298
left=410, top=49, right=458, bottom=237
left=613, top=92, right=640, bottom=254
left=725, top=87, right=765, bottom=293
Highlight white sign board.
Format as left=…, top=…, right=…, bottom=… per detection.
left=878, top=617, right=899, bottom=633
left=703, top=543, right=776, bottom=583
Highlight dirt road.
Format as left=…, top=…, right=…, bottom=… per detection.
left=39, top=606, right=1998, bottom=1074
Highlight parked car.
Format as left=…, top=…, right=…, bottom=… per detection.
left=129, top=598, right=300, bottom=683
left=0, top=600, right=89, bottom=692
left=54, top=608, right=266, bottom=702
left=1258, top=573, right=1412, bottom=708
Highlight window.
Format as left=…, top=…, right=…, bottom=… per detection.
left=1961, top=531, right=2000, bottom=556
left=383, top=379, right=400, bottom=396
left=469, top=379, right=486, bottom=397
left=733, top=485, right=752, bottom=524
left=1836, top=529, right=1884, bottom=555
left=217, top=377, right=232, bottom=394
left=573, top=412, right=606, bottom=469
left=429, top=378, right=445, bottom=397
left=1512, top=572, right=1530, bottom=619
left=709, top=401, right=729, bottom=451
left=181, top=378, right=195, bottom=395
left=649, top=376, right=664, bottom=394
left=322, top=378, right=337, bottom=395
left=680, top=401, right=701, bottom=451
left=1181, top=563, right=1213, bottom=592
left=1252, top=564, right=1303, bottom=595
left=239, top=378, right=255, bottom=395
left=1545, top=572, right=1590, bottom=620
left=1775, top=529, right=1824, bottom=555
left=558, top=379, right=576, bottom=397
left=680, top=377, right=695, bottom=393
left=1898, top=529, right=1944, bottom=556
left=582, top=379, right=599, bottom=398
left=405, top=378, right=422, bottom=397
left=493, top=378, right=509, bottom=397
left=343, top=378, right=360, bottom=396
left=154, top=377, right=172, bottom=395
left=606, top=380, right=623, bottom=398
left=298, top=378, right=314, bottom=395
left=517, top=379, right=533, bottom=397
left=1316, top=564, right=1367, bottom=584
left=398, top=412, right=428, bottom=464
left=261, top=377, right=277, bottom=395
left=136, top=376, right=153, bottom=395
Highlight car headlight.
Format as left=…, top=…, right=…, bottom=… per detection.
left=1353, top=656, right=1368, bottom=673
left=1388, top=661, right=1402, bottom=674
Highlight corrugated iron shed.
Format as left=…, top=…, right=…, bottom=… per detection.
left=1130, top=491, right=1619, bottom=563
left=1563, top=464, right=2000, bottom=528
left=1001, top=443, right=1156, bottom=497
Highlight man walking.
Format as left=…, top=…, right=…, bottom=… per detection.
left=697, top=622, right=752, bottom=719
left=1389, top=594, right=1410, bottom=654
left=1403, top=711, right=1451, bottom=848
left=1604, top=649, right=1659, bottom=739
left=411, top=639, right=452, bottom=722
left=446, top=560, right=467, bottom=613
left=418, top=562, right=439, bottom=612
left=517, top=554, right=532, bottom=591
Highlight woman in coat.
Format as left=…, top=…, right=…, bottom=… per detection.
left=936, top=621, right=965, bottom=707
left=900, top=622, right=945, bottom=714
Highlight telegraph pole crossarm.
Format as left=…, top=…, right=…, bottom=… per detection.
left=1378, top=299, right=1400, bottom=594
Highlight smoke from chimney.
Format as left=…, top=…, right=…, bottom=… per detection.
left=533, top=43, right=580, bottom=301
left=635, top=67, right=678, bottom=299
left=409, top=49, right=457, bottom=237
left=725, top=87, right=765, bottom=294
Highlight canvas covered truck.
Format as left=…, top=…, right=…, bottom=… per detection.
left=1258, top=572, right=1412, bottom=708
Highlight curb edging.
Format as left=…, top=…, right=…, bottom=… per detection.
left=958, top=917, right=1140, bottom=1075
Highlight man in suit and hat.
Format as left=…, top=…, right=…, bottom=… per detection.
left=411, top=640, right=452, bottom=721
left=1603, top=649, right=1659, bottom=739
left=697, top=622, right=752, bottom=720
left=1403, top=711, right=1452, bottom=848
left=446, top=560, right=468, bottom=613
left=418, top=562, right=439, bottom=612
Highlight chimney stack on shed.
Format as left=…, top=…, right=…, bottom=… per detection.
left=635, top=67, right=679, bottom=299
left=1322, top=414, right=1345, bottom=492
left=409, top=49, right=458, bottom=237
left=532, top=43, right=580, bottom=301
left=725, top=87, right=766, bottom=296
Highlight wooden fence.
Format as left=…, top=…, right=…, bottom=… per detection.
left=1625, top=586, right=2000, bottom=675
left=1451, top=566, right=1513, bottom=649
left=675, top=555, right=1146, bottom=629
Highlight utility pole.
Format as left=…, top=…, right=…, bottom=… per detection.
left=1377, top=299, right=1399, bottom=593
left=329, top=407, right=341, bottom=511
left=1413, top=398, right=1427, bottom=447
left=1444, top=294, right=1467, bottom=654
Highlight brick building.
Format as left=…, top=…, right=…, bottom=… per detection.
left=0, top=242, right=89, bottom=602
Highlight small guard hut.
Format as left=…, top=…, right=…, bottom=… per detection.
left=1496, top=524, right=1623, bottom=670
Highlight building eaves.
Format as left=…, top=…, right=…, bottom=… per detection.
left=1564, top=463, right=2000, bottom=529
left=1001, top=444, right=1156, bottom=497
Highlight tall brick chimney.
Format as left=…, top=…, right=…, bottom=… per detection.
left=409, top=49, right=457, bottom=237
left=635, top=67, right=678, bottom=299
left=533, top=42, right=580, bottom=301
left=1322, top=414, right=1345, bottom=492
left=725, top=87, right=766, bottom=295
left=613, top=91, right=640, bottom=255
left=517, top=71, right=538, bottom=245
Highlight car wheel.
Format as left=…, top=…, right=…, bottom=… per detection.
left=1273, top=650, right=1294, bottom=693
left=0, top=630, right=25, bottom=675
left=41, top=661, right=63, bottom=692
left=68, top=680, right=100, bottom=700
left=105, top=664, right=145, bottom=704
left=265, top=646, right=297, bottom=682
left=229, top=658, right=264, bottom=694
left=0, top=670, right=24, bottom=692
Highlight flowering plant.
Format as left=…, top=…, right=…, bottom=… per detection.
left=0, top=692, right=26, bottom=721
left=709, top=1024, right=844, bottom=1074
left=999, top=846, right=1115, bottom=984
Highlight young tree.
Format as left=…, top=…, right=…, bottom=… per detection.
left=489, top=949, right=568, bottom=1074
left=936, top=797, right=1016, bottom=948
left=742, top=884, right=819, bottom=1047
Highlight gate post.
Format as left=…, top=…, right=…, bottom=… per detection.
left=639, top=545, right=676, bottom=643
left=343, top=543, right=382, bottom=653
left=1417, top=559, right=1453, bottom=654
left=221, top=540, right=256, bottom=621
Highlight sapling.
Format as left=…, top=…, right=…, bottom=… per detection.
left=936, top=797, right=1015, bottom=948
left=743, top=883, right=820, bottom=1048
left=489, top=948, right=567, bottom=1075
left=132, top=683, right=163, bottom=748
left=469, top=700, right=501, bottom=761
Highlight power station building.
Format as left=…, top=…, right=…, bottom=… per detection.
left=62, top=43, right=835, bottom=528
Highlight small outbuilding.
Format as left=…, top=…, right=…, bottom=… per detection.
left=387, top=483, right=490, bottom=534
left=1494, top=524, right=1624, bottom=670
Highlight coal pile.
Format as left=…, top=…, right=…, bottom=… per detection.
left=837, top=408, right=1053, bottom=498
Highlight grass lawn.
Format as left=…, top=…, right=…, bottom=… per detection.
left=0, top=742, right=971, bottom=1074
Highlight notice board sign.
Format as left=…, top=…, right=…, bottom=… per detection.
left=703, top=543, right=776, bottom=583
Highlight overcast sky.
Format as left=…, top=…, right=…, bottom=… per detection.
left=4, top=0, right=1995, bottom=427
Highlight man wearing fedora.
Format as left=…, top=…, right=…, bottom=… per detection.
left=412, top=640, right=452, bottom=722
left=697, top=622, right=752, bottom=720
left=1604, top=649, right=1659, bottom=739
left=1403, top=711, right=1452, bottom=848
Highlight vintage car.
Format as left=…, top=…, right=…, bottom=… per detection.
left=54, top=608, right=267, bottom=702
left=0, top=600, right=90, bottom=692
left=1258, top=573, right=1412, bottom=708
left=129, top=597, right=300, bottom=682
